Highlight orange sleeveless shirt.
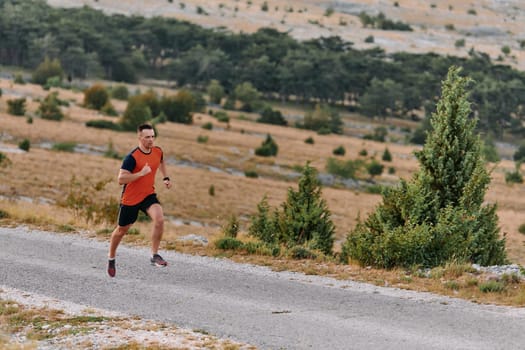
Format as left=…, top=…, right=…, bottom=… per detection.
left=120, top=146, right=163, bottom=206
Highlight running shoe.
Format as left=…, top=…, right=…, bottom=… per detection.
left=150, top=253, right=168, bottom=267
left=108, top=259, right=116, bottom=277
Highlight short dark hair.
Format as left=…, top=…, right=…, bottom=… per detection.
left=137, top=123, right=153, bottom=132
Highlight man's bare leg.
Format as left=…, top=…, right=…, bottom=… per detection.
left=147, top=203, right=167, bottom=266
left=109, top=225, right=131, bottom=259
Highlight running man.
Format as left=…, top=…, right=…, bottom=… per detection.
left=107, top=123, right=172, bottom=277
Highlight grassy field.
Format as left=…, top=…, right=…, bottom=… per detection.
left=1, top=78, right=525, bottom=306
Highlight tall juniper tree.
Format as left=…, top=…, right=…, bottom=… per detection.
left=343, top=66, right=506, bottom=268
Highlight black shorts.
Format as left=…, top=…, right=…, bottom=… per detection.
left=118, top=193, right=160, bottom=227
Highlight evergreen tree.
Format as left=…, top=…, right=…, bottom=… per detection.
left=255, top=134, right=278, bottom=157
left=343, top=66, right=506, bottom=268
left=279, top=163, right=335, bottom=255
left=249, top=196, right=279, bottom=244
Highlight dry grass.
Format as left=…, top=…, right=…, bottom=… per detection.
left=1, top=79, right=525, bottom=306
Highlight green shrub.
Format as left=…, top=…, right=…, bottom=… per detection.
left=86, top=120, right=122, bottom=131
left=101, top=101, right=118, bottom=116
left=215, top=237, right=243, bottom=250
left=7, top=98, right=26, bottom=116
left=18, top=139, right=30, bottom=152
left=501, top=273, right=520, bottom=284
left=197, top=135, right=209, bottom=143
left=366, top=160, right=384, bottom=178
left=214, top=111, right=230, bottom=123
left=382, top=148, right=392, bottom=161
left=288, top=246, right=317, bottom=260
left=257, top=107, right=287, bottom=126
left=151, top=111, right=167, bottom=125
left=245, top=170, right=259, bottom=178
left=365, top=184, right=384, bottom=194
left=363, top=126, right=387, bottom=142
left=482, top=137, right=500, bottom=162
left=14, top=73, right=25, bottom=84
left=332, top=146, right=346, bottom=156
left=222, top=214, right=240, bottom=238
left=301, top=104, right=343, bottom=135
left=455, top=39, right=466, bottom=48
left=128, top=227, right=141, bottom=235
left=243, top=241, right=280, bottom=256
left=317, top=126, right=331, bottom=135
left=444, top=280, right=460, bottom=290
left=0, top=209, right=10, bottom=219
left=359, top=149, right=368, bottom=156
left=518, top=223, right=525, bottom=234
left=249, top=196, right=278, bottom=244
left=466, top=278, right=478, bottom=287
left=201, top=122, right=213, bottom=130
left=84, top=84, right=109, bottom=110
left=0, top=152, right=11, bottom=167
left=514, top=144, right=525, bottom=163
left=208, top=185, right=215, bottom=196
left=45, top=76, right=61, bottom=89
left=325, top=157, right=363, bottom=179
left=52, top=142, right=76, bottom=152
left=111, top=85, right=129, bottom=100
left=255, top=134, right=278, bottom=157
left=505, top=170, right=523, bottom=184
left=304, top=136, right=315, bottom=144
left=479, top=280, right=505, bottom=293
left=38, top=92, right=64, bottom=121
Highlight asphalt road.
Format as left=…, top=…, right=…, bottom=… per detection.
left=1, top=227, right=525, bottom=349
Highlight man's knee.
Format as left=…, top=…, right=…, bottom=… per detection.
left=114, top=226, right=130, bottom=237
left=153, top=215, right=164, bottom=228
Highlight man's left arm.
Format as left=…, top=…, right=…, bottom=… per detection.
left=159, top=159, right=172, bottom=189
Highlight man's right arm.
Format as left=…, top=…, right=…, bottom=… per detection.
left=118, top=165, right=151, bottom=185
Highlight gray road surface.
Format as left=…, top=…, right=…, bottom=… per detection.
left=1, top=227, right=525, bottom=349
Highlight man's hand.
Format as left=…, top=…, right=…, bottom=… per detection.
left=140, top=163, right=152, bottom=176
left=163, top=177, right=172, bottom=189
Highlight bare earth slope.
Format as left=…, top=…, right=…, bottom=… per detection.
left=3, top=226, right=525, bottom=350
left=47, top=0, right=525, bottom=70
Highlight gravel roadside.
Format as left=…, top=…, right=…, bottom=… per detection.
left=0, top=285, right=256, bottom=349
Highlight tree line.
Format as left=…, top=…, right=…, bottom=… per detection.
left=1, top=0, right=525, bottom=138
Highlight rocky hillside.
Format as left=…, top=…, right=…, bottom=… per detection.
left=47, top=0, right=525, bottom=70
